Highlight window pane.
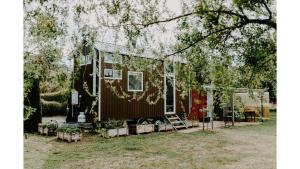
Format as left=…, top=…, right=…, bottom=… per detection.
left=113, top=54, right=122, bottom=64
left=104, top=53, right=113, bottom=63
left=80, top=55, right=86, bottom=65
left=104, top=53, right=122, bottom=64
left=165, top=61, right=174, bottom=73
left=87, top=55, right=92, bottom=64
left=104, top=69, right=113, bottom=78
left=113, top=70, right=122, bottom=79
left=128, top=72, right=143, bottom=91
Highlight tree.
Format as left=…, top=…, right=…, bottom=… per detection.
left=24, top=0, right=276, bottom=122
left=24, top=1, right=70, bottom=131
left=97, top=0, right=276, bottom=106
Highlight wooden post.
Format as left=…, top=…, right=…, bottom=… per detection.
left=260, top=94, right=264, bottom=122
left=98, top=52, right=102, bottom=121
left=93, top=52, right=96, bottom=96
left=232, top=92, right=235, bottom=126
left=202, top=109, right=205, bottom=131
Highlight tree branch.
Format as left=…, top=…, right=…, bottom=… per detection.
left=164, top=23, right=245, bottom=58
left=245, top=18, right=276, bottom=29
left=202, top=10, right=247, bottom=20
left=261, top=0, right=272, bottom=20
left=134, top=12, right=195, bottom=27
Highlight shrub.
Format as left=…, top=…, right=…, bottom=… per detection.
left=102, top=119, right=124, bottom=129
left=57, top=127, right=81, bottom=134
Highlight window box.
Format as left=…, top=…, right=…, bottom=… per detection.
left=128, top=71, right=143, bottom=92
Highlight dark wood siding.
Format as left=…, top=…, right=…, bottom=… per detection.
left=75, top=50, right=189, bottom=121
left=101, top=55, right=164, bottom=121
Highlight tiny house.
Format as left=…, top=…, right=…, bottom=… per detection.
left=71, top=42, right=190, bottom=125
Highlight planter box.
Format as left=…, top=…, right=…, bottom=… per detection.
left=185, top=120, right=199, bottom=128
left=129, top=124, right=155, bottom=134
left=43, top=127, right=56, bottom=136
left=38, top=123, right=43, bottom=134
left=192, top=120, right=200, bottom=127
left=38, top=123, right=56, bottom=136
left=57, top=131, right=64, bottom=139
left=185, top=121, right=193, bottom=128
left=155, top=124, right=173, bottom=132
left=105, top=127, right=129, bottom=137
left=57, top=131, right=82, bottom=142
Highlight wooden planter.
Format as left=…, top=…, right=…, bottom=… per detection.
left=155, top=124, right=173, bottom=132
left=38, top=123, right=43, bottom=134
left=129, top=124, right=155, bottom=134
left=185, top=120, right=199, bottom=128
left=105, top=127, right=129, bottom=137
left=43, top=127, right=56, bottom=136
left=38, top=123, right=56, bottom=136
left=57, top=131, right=82, bottom=142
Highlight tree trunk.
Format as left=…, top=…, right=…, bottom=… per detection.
left=24, top=80, right=41, bottom=132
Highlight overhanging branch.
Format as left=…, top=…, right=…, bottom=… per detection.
left=164, top=23, right=245, bottom=58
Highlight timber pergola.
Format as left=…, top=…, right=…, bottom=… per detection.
left=201, top=85, right=268, bottom=128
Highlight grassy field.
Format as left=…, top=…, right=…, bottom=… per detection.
left=24, top=111, right=276, bottom=169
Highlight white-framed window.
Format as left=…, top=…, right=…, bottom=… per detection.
left=164, top=60, right=175, bottom=75
left=104, top=69, right=122, bottom=79
left=104, top=53, right=122, bottom=64
left=128, top=71, right=143, bottom=92
left=80, top=54, right=92, bottom=65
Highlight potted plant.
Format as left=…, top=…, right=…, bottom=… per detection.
left=184, top=113, right=199, bottom=128
left=128, top=119, right=155, bottom=134
left=57, top=127, right=82, bottom=142
left=45, top=122, right=58, bottom=135
left=38, top=121, right=58, bottom=135
left=154, top=119, right=173, bottom=132
left=101, top=119, right=128, bottom=137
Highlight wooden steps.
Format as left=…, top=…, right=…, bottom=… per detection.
left=165, top=114, right=188, bottom=131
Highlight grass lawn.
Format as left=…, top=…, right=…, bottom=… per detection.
left=24, top=111, right=276, bottom=169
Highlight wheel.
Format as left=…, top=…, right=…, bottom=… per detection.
left=154, top=119, right=162, bottom=125
left=141, top=120, right=149, bottom=125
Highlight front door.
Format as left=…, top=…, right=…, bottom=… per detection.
left=165, top=76, right=175, bottom=114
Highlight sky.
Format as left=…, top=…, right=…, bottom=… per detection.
left=24, top=0, right=185, bottom=67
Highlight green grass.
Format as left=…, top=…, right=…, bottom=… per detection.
left=24, top=111, right=276, bottom=169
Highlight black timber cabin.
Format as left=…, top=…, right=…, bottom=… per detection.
left=70, top=42, right=190, bottom=124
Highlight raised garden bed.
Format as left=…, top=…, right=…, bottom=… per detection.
left=185, top=120, right=200, bottom=128
left=105, top=127, right=129, bottom=137
left=38, top=122, right=57, bottom=136
left=155, top=123, right=173, bottom=132
left=57, top=127, right=82, bottom=142
left=129, top=124, right=155, bottom=134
